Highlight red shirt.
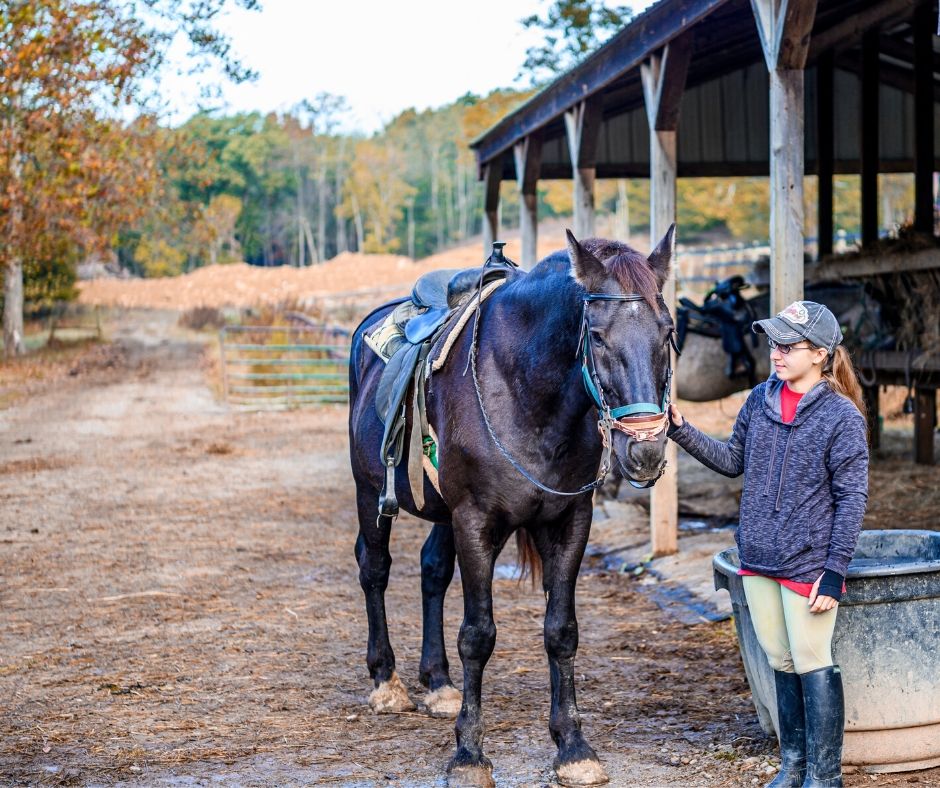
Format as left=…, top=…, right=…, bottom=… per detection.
left=780, top=382, right=804, bottom=423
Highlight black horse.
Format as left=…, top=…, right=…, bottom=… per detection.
left=348, top=229, right=676, bottom=787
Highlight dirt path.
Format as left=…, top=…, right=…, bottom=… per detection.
left=0, top=311, right=935, bottom=787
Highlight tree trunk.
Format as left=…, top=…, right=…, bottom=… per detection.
left=3, top=152, right=25, bottom=357
left=3, top=258, right=25, bottom=357
left=430, top=147, right=443, bottom=250
left=407, top=201, right=415, bottom=259
left=317, top=154, right=328, bottom=262
left=352, top=194, right=365, bottom=252
left=335, top=138, right=348, bottom=254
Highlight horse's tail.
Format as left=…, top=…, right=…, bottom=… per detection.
left=515, top=528, right=542, bottom=587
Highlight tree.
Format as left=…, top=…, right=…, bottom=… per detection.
left=0, top=0, right=258, bottom=356
left=519, top=1, right=633, bottom=86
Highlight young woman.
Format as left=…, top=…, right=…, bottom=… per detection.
left=668, top=300, right=869, bottom=788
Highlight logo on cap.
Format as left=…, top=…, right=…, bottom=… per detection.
left=779, top=301, right=809, bottom=325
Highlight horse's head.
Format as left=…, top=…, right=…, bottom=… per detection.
left=567, top=227, right=676, bottom=486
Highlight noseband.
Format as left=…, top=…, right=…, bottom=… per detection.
left=578, top=293, right=677, bottom=488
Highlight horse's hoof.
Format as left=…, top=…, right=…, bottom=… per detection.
left=368, top=671, right=416, bottom=713
left=424, top=685, right=462, bottom=718
left=446, top=765, right=496, bottom=788
left=555, top=759, right=609, bottom=786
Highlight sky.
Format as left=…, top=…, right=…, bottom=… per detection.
left=160, top=0, right=653, bottom=132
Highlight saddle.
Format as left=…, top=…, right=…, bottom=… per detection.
left=677, top=275, right=760, bottom=386
left=366, top=245, right=519, bottom=519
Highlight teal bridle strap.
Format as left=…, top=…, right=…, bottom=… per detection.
left=579, top=293, right=673, bottom=419
left=580, top=364, right=665, bottom=418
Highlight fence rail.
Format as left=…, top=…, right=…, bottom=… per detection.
left=219, top=324, right=350, bottom=410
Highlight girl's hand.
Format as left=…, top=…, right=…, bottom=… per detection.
left=808, top=575, right=838, bottom=614
left=668, top=403, right=684, bottom=428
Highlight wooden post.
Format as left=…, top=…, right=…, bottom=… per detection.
left=913, top=4, right=935, bottom=236
left=817, top=50, right=834, bottom=260
left=482, top=161, right=501, bottom=255
left=514, top=135, right=542, bottom=271
left=914, top=387, right=936, bottom=465
left=565, top=99, right=603, bottom=239
left=751, top=0, right=818, bottom=313
left=863, top=383, right=880, bottom=451
left=861, top=29, right=880, bottom=248
left=642, top=34, right=691, bottom=558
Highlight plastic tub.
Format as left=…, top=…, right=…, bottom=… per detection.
left=713, top=529, right=940, bottom=773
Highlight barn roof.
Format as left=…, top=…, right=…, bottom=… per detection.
left=471, top=0, right=937, bottom=178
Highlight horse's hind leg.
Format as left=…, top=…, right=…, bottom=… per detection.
left=354, top=491, right=415, bottom=713
left=419, top=523, right=461, bottom=718
left=532, top=511, right=609, bottom=787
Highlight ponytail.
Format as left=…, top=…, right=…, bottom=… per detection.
left=821, top=345, right=868, bottom=429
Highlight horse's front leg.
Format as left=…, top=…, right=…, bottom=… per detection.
left=419, top=522, right=462, bottom=717
left=447, top=510, right=498, bottom=788
left=533, top=508, right=609, bottom=787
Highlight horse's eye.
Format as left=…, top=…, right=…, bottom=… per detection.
left=590, top=330, right=607, bottom=348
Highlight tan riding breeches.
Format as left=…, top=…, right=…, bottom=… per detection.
left=742, top=574, right=838, bottom=675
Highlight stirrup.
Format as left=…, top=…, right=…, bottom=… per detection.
left=377, top=459, right=399, bottom=520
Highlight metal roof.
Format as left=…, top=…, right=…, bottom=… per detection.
left=471, top=0, right=936, bottom=179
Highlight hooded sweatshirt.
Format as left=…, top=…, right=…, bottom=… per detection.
left=669, top=375, right=869, bottom=584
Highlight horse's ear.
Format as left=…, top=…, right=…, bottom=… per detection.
left=648, top=224, right=675, bottom=291
left=566, top=229, right=605, bottom=291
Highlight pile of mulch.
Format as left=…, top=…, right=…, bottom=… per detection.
left=76, top=236, right=569, bottom=312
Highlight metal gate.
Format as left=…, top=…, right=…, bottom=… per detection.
left=219, top=324, right=350, bottom=410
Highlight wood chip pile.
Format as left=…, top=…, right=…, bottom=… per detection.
left=77, top=237, right=567, bottom=311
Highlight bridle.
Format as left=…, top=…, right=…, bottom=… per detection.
left=468, top=288, right=679, bottom=496
left=578, top=292, right=678, bottom=488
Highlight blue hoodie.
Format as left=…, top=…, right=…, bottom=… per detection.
left=669, top=376, right=869, bottom=587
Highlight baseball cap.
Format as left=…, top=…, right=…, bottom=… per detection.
left=752, top=300, right=843, bottom=355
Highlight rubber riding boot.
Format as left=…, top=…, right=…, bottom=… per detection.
left=767, top=670, right=806, bottom=787
left=800, top=666, right=845, bottom=788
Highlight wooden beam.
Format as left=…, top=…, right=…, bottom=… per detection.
left=913, top=4, right=935, bottom=235
left=862, top=384, right=880, bottom=451
left=641, top=34, right=693, bottom=132
left=564, top=99, right=603, bottom=239
left=807, top=0, right=916, bottom=60
left=482, top=161, right=502, bottom=256
left=642, top=40, right=689, bottom=559
left=751, top=0, right=818, bottom=71
left=914, top=387, right=936, bottom=465
left=807, top=246, right=940, bottom=280
left=751, top=0, right=816, bottom=312
left=470, top=0, right=727, bottom=167
left=834, top=51, right=940, bottom=104
left=861, top=30, right=880, bottom=248
left=817, top=49, right=834, bottom=259
left=514, top=135, right=542, bottom=271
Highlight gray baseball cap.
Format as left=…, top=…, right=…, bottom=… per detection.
left=752, top=300, right=843, bottom=355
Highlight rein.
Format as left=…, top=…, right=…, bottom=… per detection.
left=467, top=289, right=678, bottom=497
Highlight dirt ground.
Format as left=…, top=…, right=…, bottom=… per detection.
left=1, top=310, right=937, bottom=787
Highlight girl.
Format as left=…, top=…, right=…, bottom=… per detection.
left=668, top=300, right=869, bottom=788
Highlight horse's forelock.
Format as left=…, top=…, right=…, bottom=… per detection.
left=581, top=239, right=661, bottom=314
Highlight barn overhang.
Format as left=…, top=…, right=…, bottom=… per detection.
left=471, top=0, right=937, bottom=180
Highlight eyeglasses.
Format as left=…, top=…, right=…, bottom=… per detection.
left=768, top=339, right=812, bottom=355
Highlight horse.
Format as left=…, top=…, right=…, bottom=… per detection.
left=348, top=228, right=677, bottom=787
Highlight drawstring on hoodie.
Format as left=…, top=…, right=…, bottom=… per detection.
left=764, top=425, right=779, bottom=495
left=775, top=428, right=794, bottom=512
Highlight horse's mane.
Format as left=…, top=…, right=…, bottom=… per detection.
left=581, top=238, right=662, bottom=315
